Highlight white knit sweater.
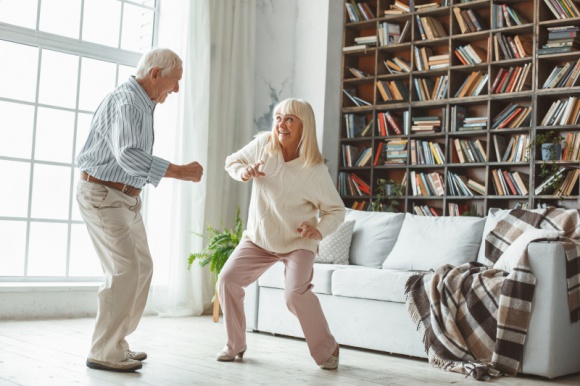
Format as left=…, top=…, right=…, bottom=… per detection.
left=225, top=133, right=345, bottom=254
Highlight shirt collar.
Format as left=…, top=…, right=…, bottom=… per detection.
left=128, top=76, right=156, bottom=110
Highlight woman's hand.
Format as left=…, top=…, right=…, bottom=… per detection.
left=297, top=221, right=322, bottom=240
left=242, top=161, right=265, bottom=181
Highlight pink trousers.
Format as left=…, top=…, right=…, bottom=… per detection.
left=217, top=239, right=337, bottom=365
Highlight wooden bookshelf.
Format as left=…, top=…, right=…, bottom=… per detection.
left=338, top=0, right=580, bottom=216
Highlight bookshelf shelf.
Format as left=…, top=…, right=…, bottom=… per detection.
left=338, top=0, right=580, bottom=215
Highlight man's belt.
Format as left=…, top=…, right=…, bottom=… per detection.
left=81, top=171, right=142, bottom=197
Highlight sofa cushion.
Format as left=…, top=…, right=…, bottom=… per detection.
left=382, top=213, right=485, bottom=271
left=315, top=220, right=356, bottom=265
left=345, top=209, right=405, bottom=268
left=331, top=268, right=417, bottom=303
left=258, top=262, right=354, bottom=295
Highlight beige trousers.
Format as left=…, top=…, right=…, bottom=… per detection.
left=217, top=239, right=337, bottom=365
left=77, top=180, right=153, bottom=362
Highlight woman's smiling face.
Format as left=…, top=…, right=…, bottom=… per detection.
left=275, top=113, right=303, bottom=151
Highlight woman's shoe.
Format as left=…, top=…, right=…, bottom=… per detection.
left=320, top=344, right=339, bottom=370
left=216, top=345, right=247, bottom=362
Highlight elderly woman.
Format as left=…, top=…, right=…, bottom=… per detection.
left=217, top=98, right=345, bottom=369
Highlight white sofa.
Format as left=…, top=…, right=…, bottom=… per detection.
left=243, top=209, right=580, bottom=379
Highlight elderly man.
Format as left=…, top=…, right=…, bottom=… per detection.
left=76, top=48, right=203, bottom=372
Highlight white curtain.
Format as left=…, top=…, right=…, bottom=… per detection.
left=144, top=0, right=256, bottom=317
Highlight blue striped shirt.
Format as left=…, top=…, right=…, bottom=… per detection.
left=76, top=76, right=170, bottom=188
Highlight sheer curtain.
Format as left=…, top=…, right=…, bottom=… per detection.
left=145, top=0, right=256, bottom=317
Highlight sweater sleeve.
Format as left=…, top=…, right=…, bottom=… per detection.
left=225, top=133, right=267, bottom=181
left=311, top=166, right=345, bottom=238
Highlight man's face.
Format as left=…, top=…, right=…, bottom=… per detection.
left=152, top=66, right=183, bottom=104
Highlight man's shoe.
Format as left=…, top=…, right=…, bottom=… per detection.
left=86, top=357, right=143, bottom=372
left=320, top=344, right=339, bottom=370
left=216, top=345, right=247, bottom=361
left=125, top=350, right=147, bottom=361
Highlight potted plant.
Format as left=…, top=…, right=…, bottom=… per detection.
left=527, top=130, right=565, bottom=194
left=188, top=206, right=243, bottom=321
left=370, top=178, right=404, bottom=212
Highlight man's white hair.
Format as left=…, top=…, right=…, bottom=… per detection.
left=135, top=48, right=182, bottom=79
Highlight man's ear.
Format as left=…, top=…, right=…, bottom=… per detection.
left=150, top=67, right=161, bottom=81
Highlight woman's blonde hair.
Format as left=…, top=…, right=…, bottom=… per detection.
left=265, top=98, right=324, bottom=167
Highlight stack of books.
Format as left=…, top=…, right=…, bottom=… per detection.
left=353, top=146, right=373, bottom=167
left=413, top=75, right=448, bottom=101
left=458, top=116, right=487, bottom=131
left=562, top=132, right=580, bottom=160
left=493, top=33, right=532, bottom=60
left=413, top=205, right=442, bottom=217
left=492, top=103, right=532, bottom=129
left=428, top=54, right=450, bottom=69
left=446, top=172, right=474, bottom=197
left=453, top=138, right=487, bottom=163
left=384, top=139, right=408, bottom=164
left=541, top=96, right=580, bottom=126
left=453, top=8, right=486, bottom=33
left=543, top=58, right=580, bottom=90
left=454, top=71, right=488, bottom=98
left=416, top=16, right=447, bottom=40
left=539, top=26, right=580, bottom=55
left=543, top=0, right=580, bottom=19
left=554, top=168, right=580, bottom=196
left=377, top=111, right=405, bottom=136
left=354, top=35, right=377, bottom=47
left=346, top=66, right=371, bottom=79
left=345, top=1, right=375, bottom=22
left=378, top=22, right=401, bottom=46
left=491, top=169, right=529, bottom=196
left=384, top=57, right=412, bottom=74
left=376, top=80, right=409, bottom=102
left=491, top=64, right=532, bottom=94
left=384, top=0, right=410, bottom=14
left=410, top=171, right=445, bottom=196
left=497, top=134, right=529, bottom=162
left=454, top=44, right=486, bottom=65
left=338, top=172, right=370, bottom=196
left=411, top=116, right=441, bottom=133
left=343, top=113, right=371, bottom=138
left=343, top=89, right=372, bottom=107
left=492, top=4, right=529, bottom=28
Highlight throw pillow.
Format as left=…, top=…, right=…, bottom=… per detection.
left=316, top=220, right=356, bottom=265
left=383, top=213, right=486, bottom=271
left=346, top=209, right=405, bottom=268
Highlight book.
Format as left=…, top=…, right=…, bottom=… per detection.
left=467, top=179, right=486, bottom=195
left=512, top=171, right=529, bottom=195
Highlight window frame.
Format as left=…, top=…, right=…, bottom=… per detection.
left=0, top=0, right=159, bottom=282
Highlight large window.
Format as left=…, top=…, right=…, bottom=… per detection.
left=0, top=0, right=158, bottom=281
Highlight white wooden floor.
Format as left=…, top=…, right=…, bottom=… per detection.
left=0, top=315, right=578, bottom=386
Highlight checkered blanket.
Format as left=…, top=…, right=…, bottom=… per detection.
left=405, top=207, right=580, bottom=380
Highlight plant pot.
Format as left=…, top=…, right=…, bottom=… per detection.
left=541, top=143, right=561, bottom=161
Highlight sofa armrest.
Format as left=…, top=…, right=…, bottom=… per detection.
left=522, top=241, right=580, bottom=378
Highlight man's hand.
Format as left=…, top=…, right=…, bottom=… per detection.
left=297, top=221, right=322, bottom=241
left=165, top=162, right=203, bottom=182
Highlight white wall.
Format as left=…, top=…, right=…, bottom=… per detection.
left=253, top=0, right=344, bottom=181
